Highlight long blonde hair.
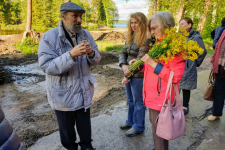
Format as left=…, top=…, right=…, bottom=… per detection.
left=126, top=12, right=147, bottom=47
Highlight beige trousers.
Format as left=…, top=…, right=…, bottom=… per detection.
left=149, top=108, right=169, bottom=150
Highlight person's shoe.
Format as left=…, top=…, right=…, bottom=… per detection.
left=125, top=128, right=143, bottom=137
left=208, top=115, right=221, bottom=121
left=183, top=107, right=189, bottom=115
left=120, top=124, right=132, bottom=130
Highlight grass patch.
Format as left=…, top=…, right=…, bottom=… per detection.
left=16, top=38, right=39, bottom=55
left=96, top=41, right=124, bottom=52
left=206, top=48, right=214, bottom=55
left=203, top=38, right=214, bottom=55
left=203, top=38, right=213, bottom=45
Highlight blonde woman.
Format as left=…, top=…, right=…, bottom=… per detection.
left=119, top=12, right=149, bottom=137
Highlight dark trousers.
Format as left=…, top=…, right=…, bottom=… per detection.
left=182, top=89, right=191, bottom=108
left=212, top=74, right=225, bottom=116
left=149, top=109, right=168, bottom=150
left=55, top=108, right=93, bottom=150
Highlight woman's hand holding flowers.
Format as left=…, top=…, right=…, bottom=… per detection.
left=122, top=77, right=130, bottom=85
left=122, top=65, right=131, bottom=76
left=129, top=59, right=137, bottom=66
left=141, top=54, right=157, bottom=69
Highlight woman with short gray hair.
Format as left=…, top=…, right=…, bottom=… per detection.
left=147, top=11, right=175, bottom=36
left=129, top=11, right=185, bottom=150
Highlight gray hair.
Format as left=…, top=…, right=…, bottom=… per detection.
left=60, top=11, right=68, bottom=18
left=148, top=11, right=175, bottom=34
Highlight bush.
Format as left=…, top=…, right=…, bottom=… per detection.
left=16, top=38, right=39, bottom=55
left=107, top=24, right=114, bottom=28
left=88, top=24, right=98, bottom=29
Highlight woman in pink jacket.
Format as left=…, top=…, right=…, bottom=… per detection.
left=129, top=11, right=185, bottom=150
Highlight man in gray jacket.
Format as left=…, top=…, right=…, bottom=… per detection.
left=38, top=2, right=101, bottom=150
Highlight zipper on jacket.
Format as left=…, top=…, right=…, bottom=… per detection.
left=144, top=91, right=146, bottom=106
left=157, top=77, right=161, bottom=98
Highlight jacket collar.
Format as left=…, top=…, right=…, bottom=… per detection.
left=58, top=20, right=86, bottom=41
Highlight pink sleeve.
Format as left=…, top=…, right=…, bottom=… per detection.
left=158, top=56, right=185, bottom=83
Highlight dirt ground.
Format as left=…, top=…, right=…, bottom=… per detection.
left=0, top=50, right=126, bottom=148
left=0, top=32, right=213, bottom=148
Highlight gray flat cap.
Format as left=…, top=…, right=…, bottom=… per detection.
left=60, top=2, right=85, bottom=13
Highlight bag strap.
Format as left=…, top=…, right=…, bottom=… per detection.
left=208, top=70, right=215, bottom=84
left=162, top=71, right=174, bottom=106
left=173, top=83, right=183, bottom=106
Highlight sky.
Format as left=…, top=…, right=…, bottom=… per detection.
left=112, top=0, right=149, bottom=21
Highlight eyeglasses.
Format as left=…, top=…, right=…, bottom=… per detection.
left=150, top=25, right=159, bottom=31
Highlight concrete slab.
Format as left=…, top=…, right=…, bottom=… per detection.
left=29, top=69, right=222, bottom=150
left=29, top=101, right=204, bottom=150
left=200, top=114, right=225, bottom=134
left=182, top=70, right=212, bottom=118
left=196, top=139, right=225, bottom=150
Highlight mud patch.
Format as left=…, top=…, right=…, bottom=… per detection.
left=91, top=65, right=123, bottom=78
left=91, top=87, right=126, bottom=117
left=0, top=51, right=125, bottom=148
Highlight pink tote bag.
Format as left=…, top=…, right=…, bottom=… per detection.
left=155, top=71, right=186, bottom=140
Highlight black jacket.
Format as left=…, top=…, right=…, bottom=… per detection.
left=119, top=38, right=155, bottom=78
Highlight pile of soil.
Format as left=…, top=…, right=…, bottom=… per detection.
left=95, top=31, right=126, bottom=42
left=0, top=34, right=23, bottom=55
left=99, top=52, right=119, bottom=65
left=90, top=32, right=105, bottom=41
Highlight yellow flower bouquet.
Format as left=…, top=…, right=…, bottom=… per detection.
left=126, top=27, right=204, bottom=79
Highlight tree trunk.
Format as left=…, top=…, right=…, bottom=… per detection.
left=26, top=0, right=32, bottom=33
left=176, top=5, right=186, bottom=23
left=153, top=0, right=157, bottom=14
left=212, top=1, right=217, bottom=24
left=23, top=0, right=32, bottom=39
left=65, top=0, right=71, bottom=2
left=197, top=0, right=211, bottom=34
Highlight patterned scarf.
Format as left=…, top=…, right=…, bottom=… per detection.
left=211, top=30, right=225, bottom=73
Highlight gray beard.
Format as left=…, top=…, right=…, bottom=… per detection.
left=65, top=22, right=82, bottom=34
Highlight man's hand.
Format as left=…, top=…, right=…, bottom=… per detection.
left=83, top=40, right=94, bottom=57
left=122, top=77, right=130, bottom=85
left=141, top=54, right=157, bottom=69
left=129, top=59, right=137, bottom=66
left=122, top=65, right=131, bottom=76
left=69, top=42, right=86, bottom=59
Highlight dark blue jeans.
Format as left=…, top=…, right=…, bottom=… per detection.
left=125, top=78, right=145, bottom=131
left=212, top=74, right=225, bottom=116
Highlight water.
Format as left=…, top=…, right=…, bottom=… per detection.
left=114, top=24, right=127, bottom=28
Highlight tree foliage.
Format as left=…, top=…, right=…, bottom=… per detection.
left=146, top=0, right=225, bottom=39
left=0, top=0, right=118, bottom=28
